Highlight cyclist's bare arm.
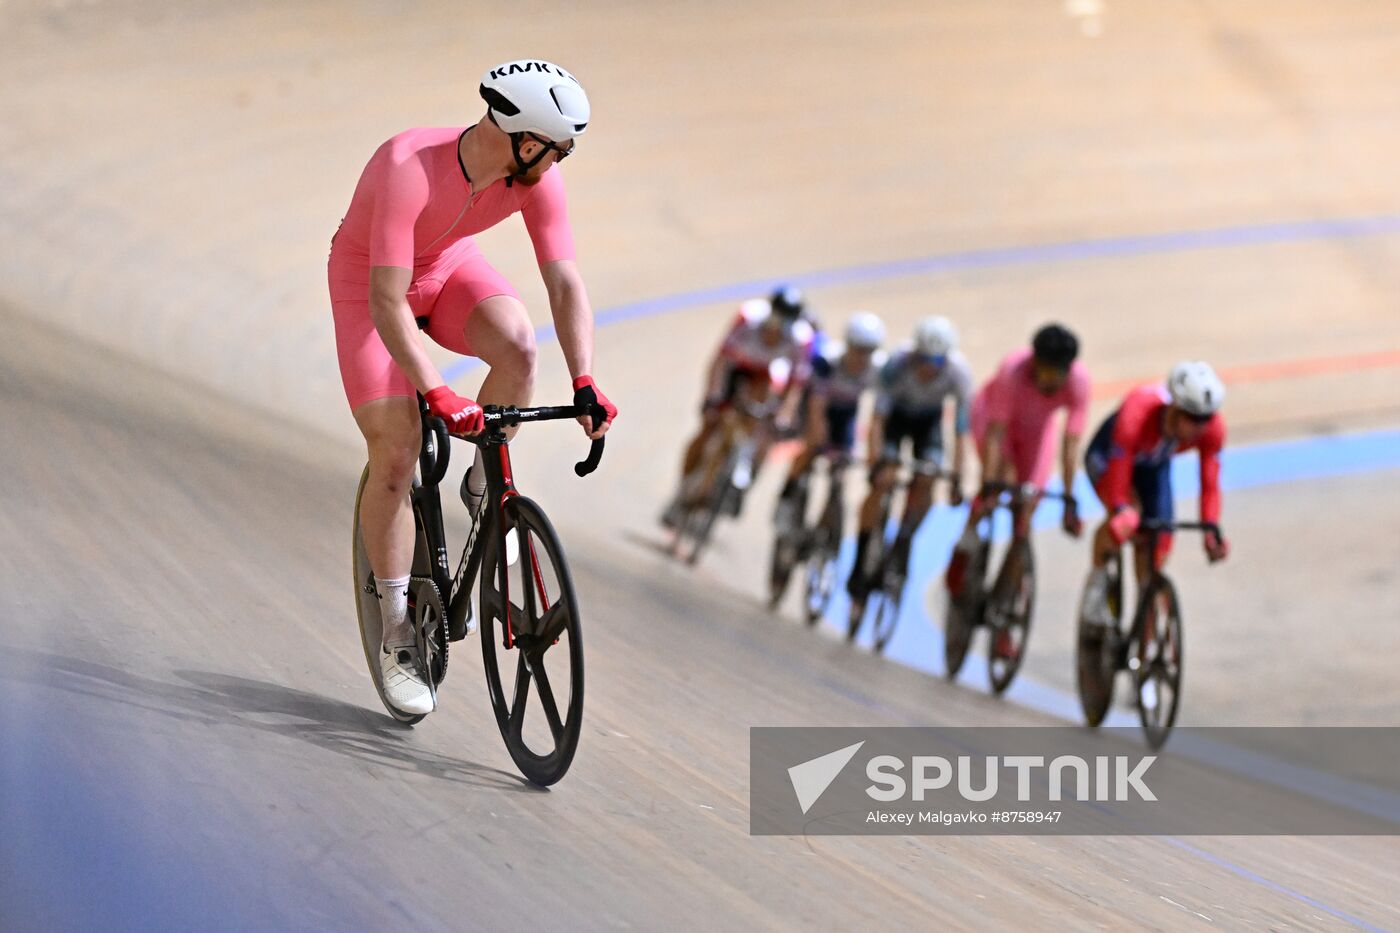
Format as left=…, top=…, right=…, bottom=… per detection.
left=803, top=390, right=828, bottom=445
left=369, top=264, right=445, bottom=393
left=1060, top=429, right=1082, bottom=493
left=700, top=350, right=730, bottom=404
left=542, top=259, right=594, bottom=383
left=866, top=412, right=886, bottom=467
left=541, top=259, right=613, bottom=439
left=949, top=392, right=970, bottom=483
left=981, top=421, right=1007, bottom=484
left=776, top=380, right=805, bottom=425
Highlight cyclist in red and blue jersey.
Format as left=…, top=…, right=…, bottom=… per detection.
left=1080, top=361, right=1230, bottom=623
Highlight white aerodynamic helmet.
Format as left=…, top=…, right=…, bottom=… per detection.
left=844, top=312, right=886, bottom=350
left=913, top=316, right=958, bottom=358
left=1167, top=360, right=1226, bottom=417
left=479, top=59, right=590, bottom=142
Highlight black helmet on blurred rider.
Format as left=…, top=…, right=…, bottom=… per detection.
left=769, top=285, right=805, bottom=322
left=1032, top=323, right=1079, bottom=370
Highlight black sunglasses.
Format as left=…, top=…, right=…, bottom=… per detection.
left=526, top=132, right=574, bottom=162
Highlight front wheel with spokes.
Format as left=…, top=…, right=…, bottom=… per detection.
left=868, top=582, right=902, bottom=654
left=1075, top=553, right=1123, bottom=728
left=803, top=532, right=838, bottom=625
left=478, top=496, right=585, bottom=786
left=1133, top=575, right=1184, bottom=750
left=987, top=540, right=1035, bottom=696
left=943, top=540, right=986, bottom=682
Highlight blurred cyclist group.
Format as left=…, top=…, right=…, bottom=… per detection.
left=661, top=286, right=1230, bottom=639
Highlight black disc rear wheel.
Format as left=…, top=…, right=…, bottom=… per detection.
left=479, top=496, right=585, bottom=786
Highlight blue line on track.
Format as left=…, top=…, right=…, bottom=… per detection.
left=442, top=211, right=1400, bottom=381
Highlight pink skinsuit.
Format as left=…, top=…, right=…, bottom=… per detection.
left=328, top=126, right=576, bottom=409
left=970, top=348, right=1091, bottom=488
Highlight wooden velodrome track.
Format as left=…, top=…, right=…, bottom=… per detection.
left=2, top=1, right=1398, bottom=929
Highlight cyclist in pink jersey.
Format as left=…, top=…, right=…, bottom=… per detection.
left=974, top=324, right=1090, bottom=525
left=330, top=60, right=617, bottom=717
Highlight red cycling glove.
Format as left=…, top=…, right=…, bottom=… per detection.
left=573, top=375, right=617, bottom=435
left=1107, top=506, right=1140, bottom=545
left=1204, top=527, right=1230, bottom=563
left=425, top=385, right=484, bottom=436
left=1062, top=496, right=1083, bottom=538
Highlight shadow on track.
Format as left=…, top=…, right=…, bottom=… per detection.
left=2, top=646, right=536, bottom=793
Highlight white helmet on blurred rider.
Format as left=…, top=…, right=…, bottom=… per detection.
left=913, top=316, right=957, bottom=358
left=479, top=60, right=590, bottom=141
left=1167, top=360, right=1226, bottom=417
left=844, top=312, right=886, bottom=350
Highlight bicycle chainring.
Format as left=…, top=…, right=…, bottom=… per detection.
left=410, top=576, right=449, bottom=686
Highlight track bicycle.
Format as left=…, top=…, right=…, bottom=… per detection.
left=846, top=462, right=953, bottom=653
left=767, top=450, right=851, bottom=621
left=352, top=393, right=606, bottom=785
left=943, top=482, right=1073, bottom=695
left=1075, top=519, right=1213, bottom=749
left=670, top=387, right=780, bottom=566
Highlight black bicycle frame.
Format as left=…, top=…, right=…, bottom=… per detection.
left=408, top=396, right=606, bottom=646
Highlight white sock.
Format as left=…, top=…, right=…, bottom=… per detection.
left=377, top=574, right=412, bottom=650
left=466, top=450, right=486, bottom=512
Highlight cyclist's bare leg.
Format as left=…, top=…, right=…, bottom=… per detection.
left=849, top=461, right=897, bottom=598
left=1012, top=492, right=1039, bottom=540
left=680, top=408, right=723, bottom=479
left=1091, top=522, right=1117, bottom=567
left=463, top=295, right=537, bottom=421
left=354, top=396, right=421, bottom=582
left=858, top=461, right=898, bottom=532
left=354, top=396, right=422, bottom=652
left=786, top=442, right=819, bottom=483
left=962, top=439, right=1013, bottom=535
left=901, top=472, right=935, bottom=535
left=458, top=294, right=536, bottom=500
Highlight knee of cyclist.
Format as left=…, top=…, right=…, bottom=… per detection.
left=367, top=439, right=419, bottom=490
left=500, top=325, right=538, bottom=381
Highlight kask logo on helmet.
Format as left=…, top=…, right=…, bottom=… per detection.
left=489, top=61, right=578, bottom=83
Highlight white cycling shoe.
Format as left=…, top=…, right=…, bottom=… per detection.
left=380, top=644, right=434, bottom=716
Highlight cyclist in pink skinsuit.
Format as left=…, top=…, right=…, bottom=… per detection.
left=972, top=327, right=1091, bottom=507
left=331, top=60, right=617, bottom=718
left=946, top=325, right=1089, bottom=595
